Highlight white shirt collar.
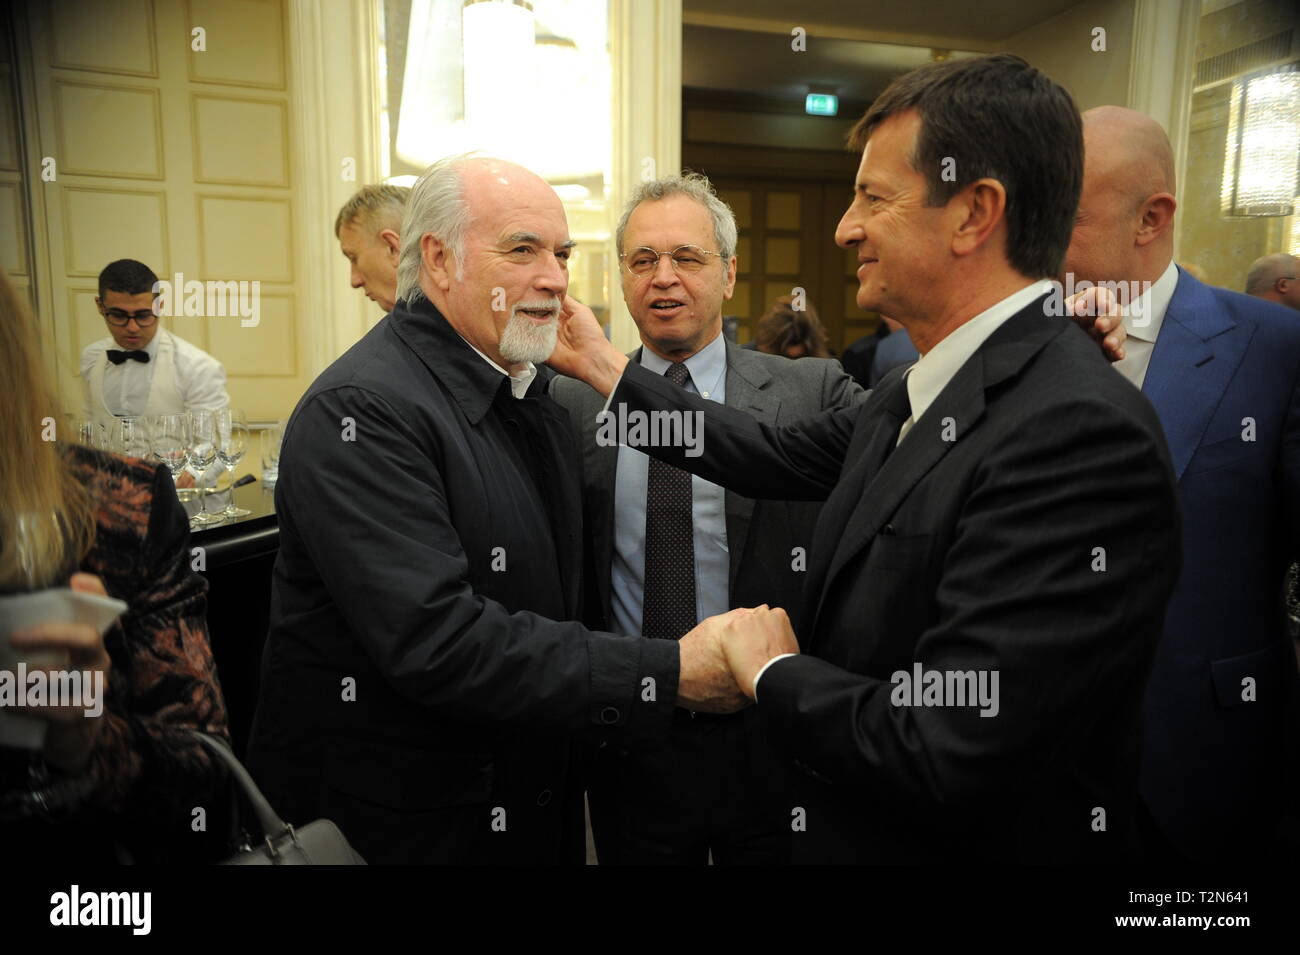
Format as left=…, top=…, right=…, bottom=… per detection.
left=904, top=280, right=1052, bottom=430
left=458, top=335, right=536, bottom=400
left=1121, top=260, right=1178, bottom=344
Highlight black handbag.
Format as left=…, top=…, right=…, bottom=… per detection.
left=191, top=731, right=367, bottom=865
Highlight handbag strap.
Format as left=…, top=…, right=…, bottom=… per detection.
left=190, top=730, right=287, bottom=840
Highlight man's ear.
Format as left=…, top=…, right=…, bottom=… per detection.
left=722, top=256, right=737, bottom=300
left=379, top=228, right=400, bottom=259
left=951, top=178, right=1007, bottom=258
left=1135, top=193, right=1176, bottom=247
left=421, top=233, right=454, bottom=291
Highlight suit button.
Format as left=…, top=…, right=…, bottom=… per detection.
left=536, top=789, right=552, bottom=807
left=880, top=523, right=896, bottom=536
left=600, top=706, right=620, bottom=724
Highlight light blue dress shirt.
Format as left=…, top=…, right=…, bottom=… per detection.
left=611, top=332, right=730, bottom=637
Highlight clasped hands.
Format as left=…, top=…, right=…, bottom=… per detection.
left=676, top=605, right=799, bottom=714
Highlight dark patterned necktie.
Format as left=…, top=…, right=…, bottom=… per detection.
left=641, top=362, right=697, bottom=640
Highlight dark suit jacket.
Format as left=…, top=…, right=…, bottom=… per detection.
left=1136, top=269, right=1300, bottom=859
left=551, top=342, right=866, bottom=634
left=247, top=298, right=678, bottom=864
left=605, top=295, right=1182, bottom=863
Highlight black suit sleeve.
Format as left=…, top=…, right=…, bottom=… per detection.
left=756, top=397, right=1181, bottom=810
left=607, top=360, right=862, bottom=501
left=277, top=385, right=678, bottom=739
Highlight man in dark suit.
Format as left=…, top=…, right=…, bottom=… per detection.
left=552, top=173, right=866, bottom=864
left=1065, top=106, right=1300, bottom=862
left=248, top=155, right=760, bottom=864
left=548, top=54, right=1181, bottom=863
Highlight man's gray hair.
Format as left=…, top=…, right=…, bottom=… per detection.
left=395, top=153, right=478, bottom=305
left=615, top=172, right=738, bottom=266
left=1245, top=252, right=1299, bottom=295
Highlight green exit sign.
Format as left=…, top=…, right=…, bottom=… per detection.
left=805, top=93, right=839, bottom=116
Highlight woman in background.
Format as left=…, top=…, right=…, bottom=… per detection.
left=0, top=268, right=230, bottom=862
left=753, top=295, right=833, bottom=359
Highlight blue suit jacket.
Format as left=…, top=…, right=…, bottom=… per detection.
left=1138, top=269, right=1300, bottom=859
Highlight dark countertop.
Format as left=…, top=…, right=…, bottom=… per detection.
left=189, top=481, right=279, bottom=566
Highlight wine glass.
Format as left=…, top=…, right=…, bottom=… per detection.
left=260, top=421, right=283, bottom=488
left=109, top=416, right=150, bottom=458
left=70, top=417, right=104, bottom=449
left=216, top=408, right=251, bottom=518
left=153, top=413, right=191, bottom=488
left=187, top=410, right=225, bottom=528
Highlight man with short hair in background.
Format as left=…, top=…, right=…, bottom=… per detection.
left=1245, top=252, right=1300, bottom=312
left=553, top=173, right=866, bottom=864
left=335, top=183, right=410, bottom=312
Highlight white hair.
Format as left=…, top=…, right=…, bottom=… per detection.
left=615, top=172, right=738, bottom=266
left=395, top=153, right=482, bottom=305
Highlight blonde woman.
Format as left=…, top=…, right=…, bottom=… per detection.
left=0, top=269, right=230, bottom=862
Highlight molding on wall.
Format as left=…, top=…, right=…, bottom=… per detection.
left=609, top=0, right=682, bottom=353
left=1128, top=0, right=1200, bottom=254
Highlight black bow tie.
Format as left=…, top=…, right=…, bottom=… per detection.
left=106, top=349, right=150, bottom=365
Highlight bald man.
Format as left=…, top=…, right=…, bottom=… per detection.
left=1246, top=253, right=1300, bottom=312
left=1064, top=106, right=1300, bottom=863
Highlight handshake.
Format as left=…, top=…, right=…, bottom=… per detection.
left=675, top=605, right=799, bottom=714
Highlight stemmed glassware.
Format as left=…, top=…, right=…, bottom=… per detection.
left=153, top=413, right=192, bottom=489
left=187, top=410, right=225, bottom=528
left=216, top=408, right=251, bottom=518
left=109, top=416, right=150, bottom=458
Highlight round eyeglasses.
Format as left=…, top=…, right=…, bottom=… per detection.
left=620, top=244, right=725, bottom=276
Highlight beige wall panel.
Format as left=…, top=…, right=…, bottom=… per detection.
left=66, top=285, right=106, bottom=373
left=735, top=234, right=750, bottom=272
left=191, top=94, right=287, bottom=185
left=1004, top=0, right=1136, bottom=112
left=197, top=195, right=292, bottom=281
left=717, top=188, right=751, bottom=228
left=763, top=281, right=794, bottom=315
left=62, top=186, right=168, bottom=277
left=0, top=71, right=18, bottom=170
left=764, top=236, right=800, bottom=274
left=766, top=192, right=801, bottom=230
left=55, top=81, right=163, bottom=179
left=0, top=180, right=28, bottom=274
left=187, top=0, right=286, bottom=90
left=207, top=291, right=295, bottom=377
left=730, top=278, right=750, bottom=317
left=49, top=0, right=158, bottom=78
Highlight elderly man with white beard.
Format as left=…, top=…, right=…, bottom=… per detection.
left=248, top=154, right=764, bottom=865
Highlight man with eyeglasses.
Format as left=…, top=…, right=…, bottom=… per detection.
left=80, top=258, right=229, bottom=433
left=553, top=174, right=867, bottom=864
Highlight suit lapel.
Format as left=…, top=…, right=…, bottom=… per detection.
left=805, top=301, right=1056, bottom=641
left=1141, top=272, right=1252, bottom=481
left=722, top=344, right=779, bottom=596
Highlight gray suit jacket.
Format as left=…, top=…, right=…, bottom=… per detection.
left=551, top=340, right=866, bottom=630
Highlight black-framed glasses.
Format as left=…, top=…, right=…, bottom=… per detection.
left=101, top=308, right=158, bottom=327
left=620, top=244, right=725, bottom=276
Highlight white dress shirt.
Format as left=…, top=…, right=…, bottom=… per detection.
left=80, top=329, right=229, bottom=418
left=1109, top=260, right=1177, bottom=390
